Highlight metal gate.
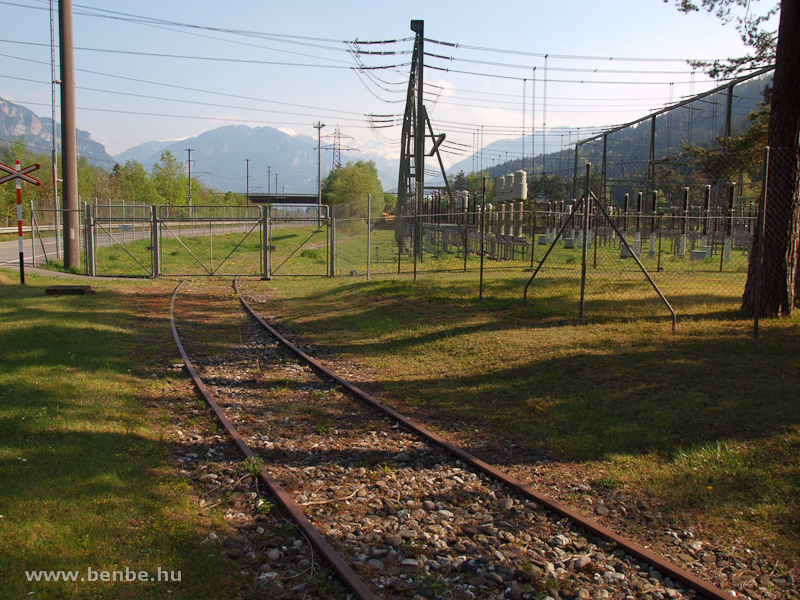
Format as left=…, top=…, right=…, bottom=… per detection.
left=266, top=204, right=330, bottom=277
left=56, top=201, right=334, bottom=278
left=159, top=205, right=263, bottom=276
left=88, top=203, right=155, bottom=277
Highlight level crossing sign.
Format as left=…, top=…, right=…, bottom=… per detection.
left=0, top=161, right=42, bottom=284
left=0, top=161, right=42, bottom=186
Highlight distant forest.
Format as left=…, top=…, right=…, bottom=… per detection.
left=467, top=74, right=772, bottom=211
left=482, top=74, right=771, bottom=181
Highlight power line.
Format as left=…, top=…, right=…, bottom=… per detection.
left=0, top=52, right=371, bottom=117
left=424, top=52, right=702, bottom=75
left=424, top=37, right=720, bottom=63
left=0, top=73, right=375, bottom=124
left=10, top=99, right=384, bottom=130
left=0, top=38, right=408, bottom=70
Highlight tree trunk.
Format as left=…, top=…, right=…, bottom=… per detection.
left=742, top=0, right=800, bottom=317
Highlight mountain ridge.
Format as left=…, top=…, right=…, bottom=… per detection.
left=0, top=96, right=116, bottom=168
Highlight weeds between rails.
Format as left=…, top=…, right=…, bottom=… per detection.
left=167, top=278, right=744, bottom=598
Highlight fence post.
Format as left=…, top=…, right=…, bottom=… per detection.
left=329, top=216, right=336, bottom=277
left=367, top=194, right=372, bottom=281
left=753, top=147, right=770, bottom=339
left=29, top=200, right=36, bottom=267
left=151, top=205, right=160, bottom=278
left=479, top=178, right=486, bottom=300
left=84, top=202, right=96, bottom=276
left=413, top=211, right=419, bottom=282
left=579, top=164, right=591, bottom=320
left=261, top=204, right=271, bottom=280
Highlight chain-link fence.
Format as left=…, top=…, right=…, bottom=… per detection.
left=158, top=204, right=263, bottom=276
left=90, top=200, right=155, bottom=277
left=27, top=150, right=798, bottom=334
left=30, top=203, right=85, bottom=270
left=324, top=158, right=762, bottom=324
left=266, top=204, right=329, bottom=277
left=745, top=146, right=800, bottom=329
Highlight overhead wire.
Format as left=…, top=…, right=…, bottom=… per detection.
left=424, top=36, right=721, bottom=63
left=0, top=38, right=408, bottom=71
left=4, top=1, right=769, bottom=177
left=0, top=51, right=375, bottom=118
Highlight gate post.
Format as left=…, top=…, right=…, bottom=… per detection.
left=84, top=202, right=96, bottom=276
left=151, top=205, right=160, bottom=278
left=261, top=204, right=271, bottom=280
left=329, top=217, right=336, bottom=277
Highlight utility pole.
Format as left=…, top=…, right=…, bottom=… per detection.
left=186, top=148, right=194, bottom=208
left=246, top=158, right=251, bottom=202
left=411, top=19, right=425, bottom=265
left=267, top=166, right=271, bottom=196
left=49, top=0, right=60, bottom=258
left=314, top=122, right=325, bottom=224
left=59, top=0, right=79, bottom=270
left=275, top=174, right=278, bottom=197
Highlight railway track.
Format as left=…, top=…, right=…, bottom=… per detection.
left=169, top=277, right=742, bottom=600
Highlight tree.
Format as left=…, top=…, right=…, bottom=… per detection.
left=152, top=150, right=187, bottom=206
left=683, top=93, right=770, bottom=180
left=322, top=160, right=384, bottom=219
left=452, top=170, right=468, bottom=191
left=383, top=193, right=397, bottom=215
left=114, top=159, right=162, bottom=205
left=529, top=173, right=569, bottom=203
left=671, top=0, right=799, bottom=317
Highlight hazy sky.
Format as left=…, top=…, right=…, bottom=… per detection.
left=2, top=0, right=769, bottom=169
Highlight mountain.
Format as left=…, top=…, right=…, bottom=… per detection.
left=447, top=129, right=570, bottom=177
left=116, top=124, right=401, bottom=194
left=113, top=139, right=174, bottom=165
left=0, top=96, right=115, bottom=167
left=447, top=74, right=771, bottom=180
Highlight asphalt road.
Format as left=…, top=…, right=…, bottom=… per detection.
left=0, top=221, right=269, bottom=273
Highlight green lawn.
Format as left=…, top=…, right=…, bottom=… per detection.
left=243, top=275, right=800, bottom=565
left=0, top=271, right=230, bottom=599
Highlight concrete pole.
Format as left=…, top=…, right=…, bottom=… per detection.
left=59, top=0, right=79, bottom=270
left=246, top=158, right=250, bottom=202
left=411, top=20, right=424, bottom=266
left=186, top=148, right=193, bottom=208
left=314, top=122, right=325, bottom=225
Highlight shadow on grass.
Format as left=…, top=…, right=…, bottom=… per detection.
left=0, top=278, right=231, bottom=599
left=250, top=275, right=800, bottom=550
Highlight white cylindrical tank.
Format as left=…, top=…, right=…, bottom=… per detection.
left=512, top=170, right=528, bottom=201
left=504, top=174, right=514, bottom=202
left=456, top=191, right=468, bottom=211
left=495, top=177, right=506, bottom=201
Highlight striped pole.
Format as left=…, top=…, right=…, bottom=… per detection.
left=16, top=160, right=25, bottom=285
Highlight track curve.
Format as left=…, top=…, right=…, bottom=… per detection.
left=170, top=279, right=376, bottom=600
left=170, top=277, right=738, bottom=600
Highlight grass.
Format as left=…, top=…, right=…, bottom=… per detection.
left=54, top=221, right=751, bottom=321
left=243, top=275, right=800, bottom=564
left=10, top=244, right=798, bottom=583
left=0, top=270, right=232, bottom=599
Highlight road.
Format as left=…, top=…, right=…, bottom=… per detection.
left=0, top=237, right=56, bottom=268
left=0, top=221, right=271, bottom=273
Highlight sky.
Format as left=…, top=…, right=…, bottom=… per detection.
left=1, top=0, right=772, bottom=174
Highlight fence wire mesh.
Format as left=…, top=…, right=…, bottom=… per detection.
left=29, top=143, right=798, bottom=331
left=158, top=204, right=262, bottom=276
left=746, top=146, right=800, bottom=319
left=323, top=154, right=762, bottom=323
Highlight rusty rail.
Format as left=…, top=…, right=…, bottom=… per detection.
left=234, top=276, right=736, bottom=600
left=170, top=280, right=377, bottom=600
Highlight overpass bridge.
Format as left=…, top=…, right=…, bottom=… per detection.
left=246, top=193, right=319, bottom=205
